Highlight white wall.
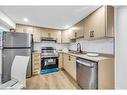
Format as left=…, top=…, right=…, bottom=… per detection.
left=115, top=6, right=127, bottom=89
left=34, top=42, right=69, bottom=51
left=69, top=38, right=114, bottom=54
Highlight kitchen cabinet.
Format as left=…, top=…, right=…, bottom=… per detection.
left=84, top=6, right=114, bottom=40
left=58, top=53, right=63, bottom=69
left=61, top=30, right=71, bottom=43
left=16, top=24, right=62, bottom=43
left=32, top=52, right=41, bottom=75
left=41, top=28, right=56, bottom=38
left=33, top=27, right=41, bottom=42
left=41, top=28, right=62, bottom=43
left=98, top=59, right=114, bottom=89
left=62, top=52, right=114, bottom=89
left=56, top=31, right=62, bottom=43
left=16, top=24, right=33, bottom=34
left=70, top=20, right=84, bottom=39
left=62, top=53, right=76, bottom=81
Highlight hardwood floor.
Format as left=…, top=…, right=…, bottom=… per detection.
left=26, top=70, right=80, bottom=89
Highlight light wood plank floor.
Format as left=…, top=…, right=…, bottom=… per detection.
left=26, top=70, right=80, bottom=89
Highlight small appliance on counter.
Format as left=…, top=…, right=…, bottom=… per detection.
left=41, top=47, right=58, bottom=74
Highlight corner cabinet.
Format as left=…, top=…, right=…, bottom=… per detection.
left=70, top=20, right=84, bottom=40
left=61, top=30, right=71, bottom=43
left=84, top=6, right=114, bottom=40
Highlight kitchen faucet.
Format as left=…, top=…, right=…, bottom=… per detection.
left=77, top=43, right=81, bottom=53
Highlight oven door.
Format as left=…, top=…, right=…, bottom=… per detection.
left=41, top=57, right=58, bottom=69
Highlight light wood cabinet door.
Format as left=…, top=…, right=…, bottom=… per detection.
left=69, top=20, right=84, bottom=40
left=41, top=28, right=49, bottom=37
left=16, top=24, right=33, bottom=34
left=33, top=27, right=41, bottom=42
left=98, top=59, right=114, bottom=89
left=63, top=53, right=69, bottom=71
left=63, top=53, right=76, bottom=81
left=84, top=6, right=105, bottom=39
left=68, top=55, right=76, bottom=81
left=61, top=30, right=71, bottom=43
left=41, top=28, right=58, bottom=39
left=74, top=20, right=84, bottom=39
left=84, top=6, right=114, bottom=39
left=56, top=31, right=62, bottom=43
left=105, top=6, right=114, bottom=37
left=58, top=53, right=63, bottom=68
left=77, top=20, right=84, bottom=38
left=16, top=24, right=24, bottom=32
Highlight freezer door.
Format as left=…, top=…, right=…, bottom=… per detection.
left=3, top=31, right=31, bottom=47
left=2, top=49, right=31, bottom=83
left=0, top=30, right=3, bottom=49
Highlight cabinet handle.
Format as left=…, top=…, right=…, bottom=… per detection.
left=90, top=31, right=94, bottom=38
left=69, top=56, right=71, bottom=61
left=48, top=33, right=51, bottom=37
left=75, top=32, right=77, bottom=38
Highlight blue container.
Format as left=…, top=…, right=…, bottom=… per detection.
left=40, top=68, right=59, bottom=74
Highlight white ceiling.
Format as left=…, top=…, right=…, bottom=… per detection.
left=0, top=6, right=100, bottom=30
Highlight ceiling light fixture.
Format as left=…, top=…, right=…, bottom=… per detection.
left=23, top=18, right=29, bottom=22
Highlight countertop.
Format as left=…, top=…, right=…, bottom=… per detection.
left=58, top=51, right=114, bottom=62
left=32, top=50, right=41, bottom=53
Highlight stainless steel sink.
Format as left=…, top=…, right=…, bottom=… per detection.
left=69, top=51, right=86, bottom=55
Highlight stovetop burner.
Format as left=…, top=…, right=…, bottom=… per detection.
left=41, top=47, right=58, bottom=58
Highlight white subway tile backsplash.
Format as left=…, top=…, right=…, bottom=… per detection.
left=69, top=38, right=114, bottom=54
left=34, top=41, right=69, bottom=51
left=34, top=38, right=114, bottom=54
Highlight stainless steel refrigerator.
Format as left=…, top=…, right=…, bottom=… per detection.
left=0, top=30, right=33, bottom=83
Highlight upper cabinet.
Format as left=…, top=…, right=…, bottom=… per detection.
left=106, top=6, right=114, bottom=37
left=61, top=29, right=72, bottom=43
left=16, top=6, right=114, bottom=43
left=40, top=28, right=62, bottom=43
left=16, top=24, right=33, bottom=34
left=84, top=6, right=114, bottom=40
left=70, top=20, right=84, bottom=40
left=56, top=31, right=62, bottom=43
left=33, top=27, right=41, bottom=42
left=16, top=24, right=62, bottom=43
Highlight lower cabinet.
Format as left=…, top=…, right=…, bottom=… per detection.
left=62, top=53, right=76, bottom=81
left=32, top=52, right=41, bottom=75
left=59, top=52, right=114, bottom=89
left=58, top=53, right=63, bottom=69
left=98, top=59, right=114, bottom=89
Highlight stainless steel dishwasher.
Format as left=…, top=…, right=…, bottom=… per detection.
left=76, top=57, right=98, bottom=89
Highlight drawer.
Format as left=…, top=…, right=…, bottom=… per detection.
left=33, top=54, right=40, bottom=57
left=33, top=65, right=41, bottom=69
left=33, top=59, right=40, bottom=61
left=33, top=62, right=40, bottom=65
left=32, top=71, right=40, bottom=74
left=33, top=68, right=40, bottom=71
left=32, top=71, right=40, bottom=75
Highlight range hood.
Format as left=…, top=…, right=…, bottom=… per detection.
left=41, top=37, right=57, bottom=42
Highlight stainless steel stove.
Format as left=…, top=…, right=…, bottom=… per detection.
left=41, top=47, right=58, bottom=70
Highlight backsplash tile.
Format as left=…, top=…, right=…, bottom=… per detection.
left=69, top=38, right=114, bottom=54
left=34, top=41, right=69, bottom=51
left=34, top=38, right=114, bottom=54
